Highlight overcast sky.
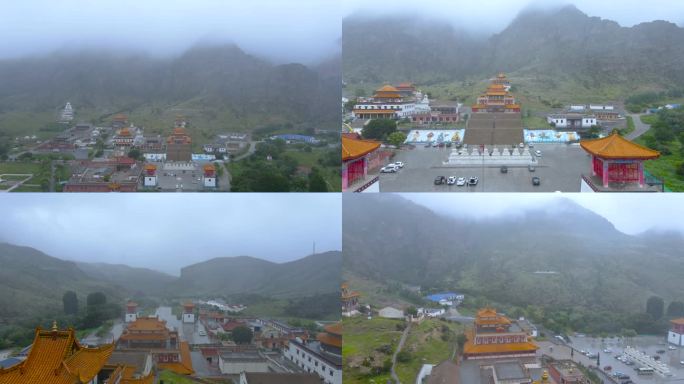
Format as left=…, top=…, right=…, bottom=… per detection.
left=404, top=193, right=684, bottom=235
left=344, top=0, right=684, bottom=33
left=0, top=194, right=341, bottom=275
left=0, top=0, right=341, bottom=63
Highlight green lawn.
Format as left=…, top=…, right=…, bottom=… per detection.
left=640, top=114, right=659, bottom=125
left=636, top=135, right=684, bottom=191
left=343, top=317, right=404, bottom=384
left=283, top=147, right=341, bottom=191
left=158, top=370, right=196, bottom=384
left=0, top=162, right=48, bottom=191
left=394, top=319, right=463, bottom=384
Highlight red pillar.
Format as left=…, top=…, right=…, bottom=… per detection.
left=602, top=159, right=609, bottom=187
left=638, top=161, right=645, bottom=187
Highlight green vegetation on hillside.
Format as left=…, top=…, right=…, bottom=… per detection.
left=635, top=108, right=684, bottom=191
left=343, top=317, right=403, bottom=384
left=394, top=320, right=462, bottom=384
left=229, top=139, right=340, bottom=192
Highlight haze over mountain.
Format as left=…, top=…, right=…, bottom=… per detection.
left=0, top=242, right=340, bottom=324
left=0, top=194, right=342, bottom=275
left=1, top=0, right=341, bottom=64
left=0, top=44, right=341, bottom=131
left=343, top=194, right=684, bottom=314
left=343, top=4, right=684, bottom=90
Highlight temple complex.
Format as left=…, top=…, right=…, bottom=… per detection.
left=113, top=127, right=135, bottom=147
left=352, top=84, right=429, bottom=119
left=464, top=74, right=523, bottom=146
left=166, top=117, right=192, bottom=162
left=342, top=134, right=383, bottom=192
left=0, top=322, right=114, bottom=384
left=341, top=282, right=361, bottom=316
left=463, top=308, right=538, bottom=360
left=471, top=74, right=520, bottom=113
left=117, top=317, right=194, bottom=375
left=580, top=132, right=662, bottom=192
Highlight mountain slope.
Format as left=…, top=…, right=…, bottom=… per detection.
left=343, top=195, right=684, bottom=313
left=0, top=243, right=123, bottom=322
left=75, top=262, right=176, bottom=297
left=343, top=5, right=684, bottom=90
left=175, top=251, right=342, bottom=298
left=0, top=44, right=341, bottom=133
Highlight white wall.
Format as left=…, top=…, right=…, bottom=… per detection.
left=284, top=343, right=341, bottom=384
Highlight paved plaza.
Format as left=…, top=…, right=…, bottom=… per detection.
left=379, top=143, right=591, bottom=192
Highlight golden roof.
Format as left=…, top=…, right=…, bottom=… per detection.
left=317, top=332, right=342, bottom=348
left=342, top=136, right=381, bottom=161
left=580, top=132, right=660, bottom=159
left=125, top=318, right=168, bottom=332
left=376, top=85, right=399, bottom=93
left=352, top=109, right=397, bottom=114
left=144, top=164, right=157, bottom=171
left=373, top=92, right=403, bottom=99
left=157, top=342, right=194, bottom=375
left=324, top=322, right=342, bottom=337
left=475, top=308, right=511, bottom=325
left=671, top=318, right=684, bottom=325
left=0, top=326, right=114, bottom=384
left=108, top=365, right=155, bottom=384
left=463, top=328, right=538, bottom=355
left=497, top=73, right=507, bottom=79
left=203, top=164, right=215, bottom=172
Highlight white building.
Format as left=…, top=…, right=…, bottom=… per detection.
left=547, top=114, right=597, bottom=129
left=284, top=339, right=342, bottom=384
left=378, top=306, right=404, bottom=319
left=668, top=319, right=684, bottom=346
left=219, top=352, right=269, bottom=375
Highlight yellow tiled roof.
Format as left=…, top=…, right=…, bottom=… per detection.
left=580, top=132, right=660, bottom=159
left=342, top=136, right=381, bottom=161
left=0, top=326, right=114, bottom=384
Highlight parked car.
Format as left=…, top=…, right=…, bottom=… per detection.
left=668, top=346, right=677, bottom=350
left=468, top=177, right=479, bottom=186
left=519, top=142, right=525, bottom=148
left=528, top=165, right=536, bottom=172
left=381, top=165, right=398, bottom=173
left=532, top=176, right=541, bottom=186
left=456, top=177, right=466, bottom=186
left=528, top=143, right=534, bottom=148
left=535, top=150, right=542, bottom=157
left=500, top=166, right=508, bottom=173
left=604, top=366, right=612, bottom=371
left=393, top=161, right=405, bottom=168
left=447, top=176, right=457, bottom=185
left=425, top=143, right=432, bottom=148
left=656, top=349, right=666, bottom=354
left=434, top=176, right=446, bottom=185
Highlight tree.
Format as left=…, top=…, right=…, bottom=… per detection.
left=87, top=292, right=107, bottom=307
left=308, top=167, right=328, bottom=192
left=127, top=148, right=142, bottom=160
left=387, top=131, right=407, bottom=147
left=362, top=119, right=397, bottom=140
left=646, top=296, right=664, bottom=320
left=667, top=301, right=684, bottom=317
left=406, top=306, right=418, bottom=316
left=63, top=291, right=78, bottom=315
left=231, top=326, right=254, bottom=344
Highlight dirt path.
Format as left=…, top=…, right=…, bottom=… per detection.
left=391, top=322, right=412, bottom=384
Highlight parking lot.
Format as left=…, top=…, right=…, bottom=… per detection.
left=378, top=143, right=591, bottom=192
left=541, top=336, right=684, bottom=383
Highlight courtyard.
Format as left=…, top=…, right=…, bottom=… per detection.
left=379, top=143, right=591, bottom=192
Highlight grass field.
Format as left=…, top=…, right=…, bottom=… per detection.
left=343, top=317, right=404, bottom=384
left=636, top=135, right=684, bottom=192
left=158, top=370, right=197, bottom=384
left=0, top=161, right=48, bottom=192
left=342, top=272, right=416, bottom=309
left=282, top=147, right=341, bottom=191
left=394, top=319, right=463, bottom=384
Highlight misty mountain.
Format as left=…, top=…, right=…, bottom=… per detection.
left=0, top=243, right=340, bottom=325
left=343, top=195, right=684, bottom=314
left=0, top=243, right=123, bottom=323
left=174, top=251, right=342, bottom=299
left=0, top=44, right=340, bottom=130
left=75, top=262, right=176, bottom=297
left=343, top=5, right=684, bottom=89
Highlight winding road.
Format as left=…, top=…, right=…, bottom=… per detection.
left=626, top=113, right=652, bottom=140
